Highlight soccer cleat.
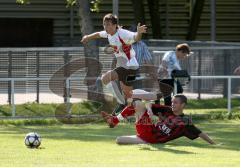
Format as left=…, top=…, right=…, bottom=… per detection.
left=101, top=111, right=118, bottom=128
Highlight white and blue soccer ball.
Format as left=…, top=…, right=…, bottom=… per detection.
left=24, top=132, right=41, bottom=148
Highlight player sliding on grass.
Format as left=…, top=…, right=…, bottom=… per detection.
left=81, top=13, right=161, bottom=113
left=101, top=94, right=215, bottom=145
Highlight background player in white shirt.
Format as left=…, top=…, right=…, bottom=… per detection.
left=157, top=43, right=191, bottom=106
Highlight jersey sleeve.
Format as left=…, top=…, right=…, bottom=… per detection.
left=118, top=29, right=137, bottom=44
left=98, top=31, right=108, bottom=38
left=162, top=51, right=171, bottom=62
left=184, top=124, right=202, bottom=140
left=172, top=55, right=181, bottom=70
left=151, top=104, right=172, bottom=116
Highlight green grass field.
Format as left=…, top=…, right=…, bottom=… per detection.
left=0, top=98, right=240, bottom=167
left=0, top=120, right=240, bottom=167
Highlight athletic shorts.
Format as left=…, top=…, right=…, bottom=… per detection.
left=113, top=67, right=138, bottom=86
left=135, top=111, right=158, bottom=144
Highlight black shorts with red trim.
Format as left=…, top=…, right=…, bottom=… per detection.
left=113, top=67, right=138, bottom=86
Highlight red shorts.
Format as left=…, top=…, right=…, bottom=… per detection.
left=135, top=111, right=158, bottom=143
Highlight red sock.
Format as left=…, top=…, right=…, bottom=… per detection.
left=116, top=106, right=135, bottom=121
left=112, top=117, right=119, bottom=125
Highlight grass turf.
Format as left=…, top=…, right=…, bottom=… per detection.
left=0, top=98, right=239, bottom=166
left=0, top=120, right=240, bottom=167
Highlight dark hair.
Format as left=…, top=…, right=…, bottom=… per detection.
left=176, top=43, right=190, bottom=54
left=174, top=94, right=187, bottom=104
left=103, top=13, right=118, bottom=25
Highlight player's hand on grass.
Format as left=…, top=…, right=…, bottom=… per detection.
left=137, top=23, right=147, bottom=34
left=214, top=142, right=224, bottom=146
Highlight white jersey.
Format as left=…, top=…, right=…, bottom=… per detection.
left=162, top=51, right=181, bottom=78
left=99, top=28, right=139, bottom=70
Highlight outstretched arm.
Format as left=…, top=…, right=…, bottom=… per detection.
left=134, top=23, right=147, bottom=42
left=81, top=32, right=101, bottom=44
left=199, top=132, right=216, bottom=145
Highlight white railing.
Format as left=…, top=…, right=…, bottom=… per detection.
left=0, top=77, right=74, bottom=117
left=0, top=76, right=240, bottom=117
left=191, top=76, right=240, bottom=114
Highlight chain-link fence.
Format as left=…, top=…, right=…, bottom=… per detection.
left=0, top=40, right=240, bottom=118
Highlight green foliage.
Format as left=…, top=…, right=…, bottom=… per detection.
left=66, top=0, right=101, bottom=12
left=16, top=0, right=101, bottom=12
left=186, top=98, right=240, bottom=109
left=16, top=0, right=30, bottom=4
left=90, top=0, right=101, bottom=12
left=66, top=0, right=76, bottom=6
left=0, top=101, right=101, bottom=118
left=0, top=98, right=239, bottom=125
left=0, top=119, right=60, bottom=126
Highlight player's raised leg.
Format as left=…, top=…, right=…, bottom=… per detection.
left=101, top=100, right=145, bottom=128
left=101, top=70, right=118, bottom=85
left=101, top=104, right=135, bottom=128
left=101, top=70, right=127, bottom=105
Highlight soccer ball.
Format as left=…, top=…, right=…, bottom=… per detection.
left=24, top=132, right=41, bottom=148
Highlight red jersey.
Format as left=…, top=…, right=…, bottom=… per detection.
left=136, top=104, right=201, bottom=143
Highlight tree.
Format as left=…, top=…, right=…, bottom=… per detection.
left=77, top=0, right=103, bottom=100
left=147, top=0, right=162, bottom=38
left=16, top=0, right=104, bottom=101
left=131, top=0, right=146, bottom=25
left=131, top=0, right=162, bottom=39
left=186, top=0, right=205, bottom=40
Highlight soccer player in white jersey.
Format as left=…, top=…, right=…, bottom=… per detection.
left=81, top=13, right=161, bottom=114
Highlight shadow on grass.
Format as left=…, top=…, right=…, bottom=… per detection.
left=0, top=121, right=239, bottom=153
left=138, top=144, right=195, bottom=154
left=0, top=124, right=132, bottom=142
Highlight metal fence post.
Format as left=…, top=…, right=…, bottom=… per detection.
left=66, top=78, right=71, bottom=115
left=8, top=51, right=12, bottom=105
left=227, top=77, right=231, bottom=114
left=197, top=50, right=202, bottom=99
left=36, top=51, right=40, bottom=103
left=11, top=79, right=16, bottom=117
left=63, top=51, right=71, bottom=103
left=113, top=0, right=119, bottom=18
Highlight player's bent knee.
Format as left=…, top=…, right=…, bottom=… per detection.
left=101, top=73, right=112, bottom=85
left=101, top=71, right=118, bottom=85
